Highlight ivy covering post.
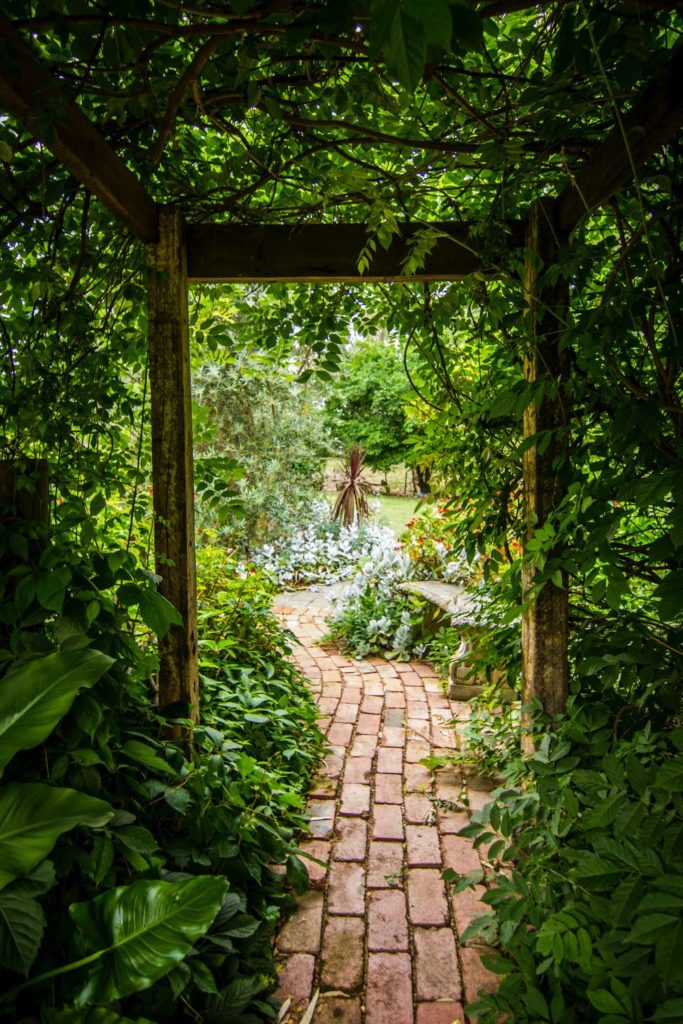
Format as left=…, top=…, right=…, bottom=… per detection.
left=521, top=198, right=570, bottom=750
left=147, top=207, right=199, bottom=721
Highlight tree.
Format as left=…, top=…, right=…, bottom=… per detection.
left=323, top=336, right=411, bottom=472
left=193, top=350, right=331, bottom=549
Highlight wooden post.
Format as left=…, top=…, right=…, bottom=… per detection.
left=147, top=207, right=199, bottom=721
left=521, top=199, right=570, bottom=751
left=0, top=459, right=49, bottom=526
left=0, top=458, right=49, bottom=568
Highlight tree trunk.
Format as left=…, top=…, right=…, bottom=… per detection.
left=414, top=464, right=431, bottom=495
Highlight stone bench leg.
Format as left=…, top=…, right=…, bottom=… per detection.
left=447, top=639, right=515, bottom=702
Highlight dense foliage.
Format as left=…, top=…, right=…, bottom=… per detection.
left=193, top=348, right=330, bottom=551
left=0, top=518, right=322, bottom=1021
left=323, top=337, right=414, bottom=472
left=1, top=1, right=682, bottom=1020
left=455, top=708, right=683, bottom=1024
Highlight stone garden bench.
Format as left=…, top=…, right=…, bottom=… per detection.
left=398, top=580, right=515, bottom=701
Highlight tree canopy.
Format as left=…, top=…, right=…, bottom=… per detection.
left=323, top=336, right=413, bottom=470
left=1, top=1, right=679, bottom=233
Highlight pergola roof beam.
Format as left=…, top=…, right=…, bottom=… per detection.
left=0, top=14, right=159, bottom=244
left=186, top=221, right=525, bottom=283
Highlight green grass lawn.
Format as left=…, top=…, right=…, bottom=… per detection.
left=370, top=494, right=421, bottom=535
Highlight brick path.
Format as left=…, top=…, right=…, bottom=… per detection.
left=272, top=589, right=498, bottom=1024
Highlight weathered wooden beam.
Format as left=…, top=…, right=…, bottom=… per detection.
left=186, top=221, right=525, bottom=282
left=557, top=43, right=683, bottom=235
left=521, top=199, right=570, bottom=751
left=147, top=207, right=199, bottom=723
left=0, top=13, right=158, bottom=243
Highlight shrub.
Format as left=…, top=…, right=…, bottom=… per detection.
left=325, top=503, right=476, bottom=661
left=0, top=523, right=323, bottom=1022
left=454, top=704, right=683, bottom=1024
left=252, top=499, right=398, bottom=588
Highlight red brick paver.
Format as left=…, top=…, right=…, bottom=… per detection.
left=273, top=590, right=496, bottom=1023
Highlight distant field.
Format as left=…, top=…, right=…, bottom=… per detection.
left=371, top=494, right=420, bottom=535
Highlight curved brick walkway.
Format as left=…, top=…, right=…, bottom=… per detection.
left=273, top=589, right=497, bottom=1024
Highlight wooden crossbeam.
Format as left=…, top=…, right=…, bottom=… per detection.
left=557, top=43, right=683, bottom=235
left=0, top=13, right=158, bottom=243
left=186, top=221, right=525, bottom=282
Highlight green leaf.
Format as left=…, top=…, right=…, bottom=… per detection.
left=0, top=893, right=45, bottom=975
left=221, top=913, right=260, bottom=939
left=655, top=571, right=683, bottom=619
left=612, top=877, right=644, bottom=926
left=638, top=891, right=683, bottom=913
left=206, top=975, right=267, bottom=1018
left=189, top=959, right=219, bottom=995
left=286, top=854, right=309, bottom=895
left=525, top=986, right=550, bottom=1019
left=36, top=568, right=72, bottom=613
left=88, top=833, right=114, bottom=886
left=656, top=757, right=683, bottom=793
left=69, top=876, right=228, bottom=1003
left=653, top=875, right=683, bottom=898
left=163, top=787, right=193, bottom=813
left=117, top=584, right=181, bottom=639
left=407, top=0, right=452, bottom=48
left=651, top=998, right=683, bottom=1021
left=453, top=869, right=484, bottom=892
left=372, top=1, right=427, bottom=91
left=136, top=589, right=182, bottom=640
left=7, top=859, right=56, bottom=897
left=0, top=783, right=113, bottom=889
left=656, top=921, right=683, bottom=987
left=115, top=826, right=159, bottom=855
left=0, top=649, right=114, bottom=776
left=628, top=913, right=678, bottom=944
left=121, top=740, right=173, bottom=775
left=587, top=990, right=626, bottom=1014
left=581, top=793, right=623, bottom=830
left=571, top=855, right=622, bottom=890
left=450, top=4, right=484, bottom=49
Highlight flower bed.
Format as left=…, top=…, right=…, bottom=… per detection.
left=251, top=499, right=398, bottom=587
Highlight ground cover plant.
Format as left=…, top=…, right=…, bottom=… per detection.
left=251, top=498, right=398, bottom=588
left=323, top=501, right=522, bottom=678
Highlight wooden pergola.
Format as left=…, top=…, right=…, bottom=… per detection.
left=2, top=12, right=682, bottom=736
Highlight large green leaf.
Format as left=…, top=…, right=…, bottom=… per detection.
left=0, top=892, right=45, bottom=975
left=0, top=649, right=114, bottom=776
left=369, top=0, right=426, bottom=90
left=656, top=920, right=683, bottom=987
left=0, top=783, right=113, bottom=889
left=70, top=876, right=228, bottom=1003
left=116, top=583, right=182, bottom=639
